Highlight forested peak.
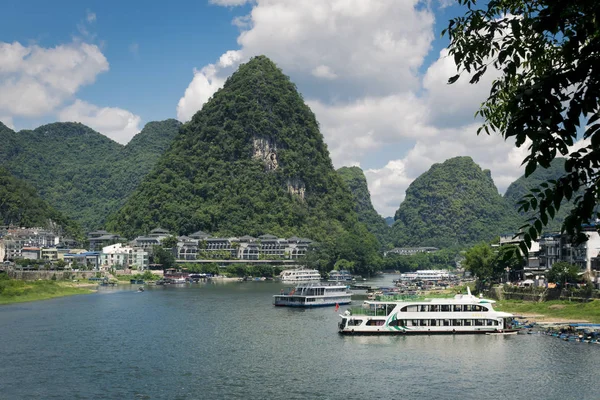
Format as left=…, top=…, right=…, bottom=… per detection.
left=123, top=119, right=181, bottom=153
left=107, top=56, right=360, bottom=244
left=391, top=155, right=519, bottom=248
left=338, top=166, right=366, bottom=179
left=29, top=122, right=119, bottom=144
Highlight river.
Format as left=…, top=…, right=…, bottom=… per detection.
left=0, top=278, right=599, bottom=399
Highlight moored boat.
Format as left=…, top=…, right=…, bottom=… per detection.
left=279, top=268, right=321, bottom=282
left=328, top=270, right=353, bottom=282
left=274, top=283, right=351, bottom=307
left=338, top=287, right=517, bottom=335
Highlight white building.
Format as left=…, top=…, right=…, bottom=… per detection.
left=101, top=243, right=149, bottom=270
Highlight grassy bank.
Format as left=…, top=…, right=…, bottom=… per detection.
left=0, top=277, right=95, bottom=305
left=494, top=299, right=600, bottom=323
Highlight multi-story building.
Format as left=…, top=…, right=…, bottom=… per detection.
left=87, top=230, right=124, bottom=251
left=100, top=243, right=149, bottom=270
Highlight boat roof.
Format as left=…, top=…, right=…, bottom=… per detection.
left=363, top=294, right=497, bottom=305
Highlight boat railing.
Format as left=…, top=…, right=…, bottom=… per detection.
left=348, top=307, right=391, bottom=317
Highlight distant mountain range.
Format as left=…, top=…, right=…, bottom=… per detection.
left=0, top=57, right=574, bottom=251
left=0, top=119, right=181, bottom=230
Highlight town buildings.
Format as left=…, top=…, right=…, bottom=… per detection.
left=1, top=225, right=312, bottom=271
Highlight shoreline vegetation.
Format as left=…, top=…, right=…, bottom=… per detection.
left=0, top=278, right=96, bottom=305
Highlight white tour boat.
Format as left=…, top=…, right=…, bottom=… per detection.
left=338, top=287, right=517, bottom=335
left=328, top=269, right=354, bottom=282
left=274, top=283, right=352, bottom=307
left=279, top=269, right=321, bottom=282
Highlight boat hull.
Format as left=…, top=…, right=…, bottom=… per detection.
left=339, top=329, right=520, bottom=335
left=275, top=301, right=351, bottom=308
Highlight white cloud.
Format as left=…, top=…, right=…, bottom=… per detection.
left=176, top=64, right=226, bottom=122
left=311, top=65, right=337, bottom=80
left=86, top=11, right=96, bottom=23
left=308, top=94, right=436, bottom=166
left=218, top=50, right=242, bottom=68
left=423, top=48, right=501, bottom=126
left=0, top=41, right=108, bottom=117
left=58, top=99, right=141, bottom=144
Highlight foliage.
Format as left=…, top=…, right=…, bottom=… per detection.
left=0, top=119, right=181, bottom=230
left=391, top=157, right=520, bottom=248
left=337, top=166, right=391, bottom=248
left=150, top=245, right=175, bottom=269
left=304, top=222, right=382, bottom=276
left=0, top=168, right=82, bottom=239
left=547, top=261, right=580, bottom=287
left=464, top=242, right=525, bottom=288
left=445, top=0, right=600, bottom=249
left=161, top=235, right=179, bottom=249
left=463, top=242, right=498, bottom=287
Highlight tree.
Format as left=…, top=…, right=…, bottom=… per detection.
left=463, top=243, right=498, bottom=289
left=151, top=245, right=175, bottom=269
left=546, top=261, right=580, bottom=287
left=445, top=0, right=600, bottom=250
left=495, top=244, right=525, bottom=281
left=161, top=235, right=178, bottom=249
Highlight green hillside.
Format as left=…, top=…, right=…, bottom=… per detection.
left=107, top=56, right=378, bottom=257
left=391, top=156, right=520, bottom=248
left=0, top=168, right=81, bottom=238
left=0, top=119, right=181, bottom=230
left=337, top=166, right=390, bottom=248
left=503, top=158, right=575, bottom=232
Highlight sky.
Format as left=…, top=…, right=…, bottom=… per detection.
left=1, top=0, right=581, bottom=218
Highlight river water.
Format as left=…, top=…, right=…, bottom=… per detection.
left=1, top=278, right=599, bottom=400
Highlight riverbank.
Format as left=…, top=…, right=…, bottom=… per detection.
left=0, top=279, right=95, bottom=305
left=493, top=299, right=600, bottom=323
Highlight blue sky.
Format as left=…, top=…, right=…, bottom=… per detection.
left=0, top=0, right=534, bottom=217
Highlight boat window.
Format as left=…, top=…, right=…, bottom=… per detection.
left=429, top=305, right=439, bottom=312
left=442, top=319, right=451, bottom=326
left=464, top=319, right=472, bottom=326
left=412, top=320, right=419, bottom=326
left=306, top=298, right=315, bottom=302
left=486, top=320, right=497, bottom=326
left=419, top=320, right=428, bottom=327
left=420, top=305, right=427, bottom=312
left=401, top=305, right=418, bottom=312
left=474, top=319, right=484, bottom=326
left=366, top=320, right=385, bottom=326
left=386, top=304, right=395, bottom=315
left=348, top=319, right=363, bottom=326
left=463, top=305, right=472, bottom=312
left=452, top=320, right=462, bottom=326
left=453, top=305, right=461, bottom=312
left=430, top=319, right=437, bottom=326
left=441, top=305, right=450, bottom=312
left=388, top=319, right=404, bottom=327
left=472, top=305, right=484, bottom=312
